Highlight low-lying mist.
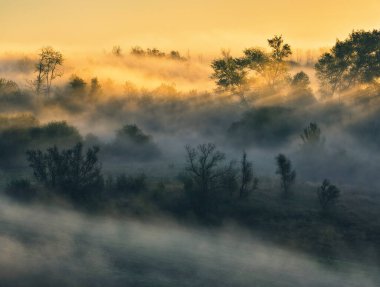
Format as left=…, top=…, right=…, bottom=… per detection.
left=0, top=196, right=378, bottom=287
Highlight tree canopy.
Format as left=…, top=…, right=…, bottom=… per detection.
left=315, top=30, right=380, bottom=96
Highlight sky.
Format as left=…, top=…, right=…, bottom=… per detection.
left=1, top=0, right=380, bottom=54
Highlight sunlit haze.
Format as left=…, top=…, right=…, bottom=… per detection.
left=1, top=0, right=380, bottom=53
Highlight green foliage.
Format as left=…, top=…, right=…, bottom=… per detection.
left=317, top=179, right=340, bottom=213
left=210, top=51, right=247, bottom=91
left=275, top=154, right=296, bottom=197
left=211, top=35, right=292, bottom=95
left=315, top=29, right=380, bottom=96
left=26, top=143, right=103, bottom=204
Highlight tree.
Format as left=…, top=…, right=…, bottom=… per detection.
left=275, top=154, right=296, bottom=197
left=317, top=179, right=340, bottom=213
left=291, top=71, right=311, bottom=90
left=211, top=50, right=247, bottom=91
left=184, top=143, right=226, bottom=214
left=240, top=35, right=292, bottom=88
left=211, top=35, right=292, bottom=97
left=112, top=45, right=123, bottom=57
left=69, top=75, right=86, bottom=90
left=300, top=122, right=323, bottom=147
left=239, top=151, right=258, bottom=199
left=26, top=143, right=103, bottom=204
left=34, top=47, right=64, bottom=97
left=315, top=30, right=380, bottom=97
left=266, top=35, right=292, bottom=87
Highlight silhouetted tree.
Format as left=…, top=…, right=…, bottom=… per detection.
left=275, top=154, right=296, bottom=198
left=315, top=30, right=380, bottom=97
left=34, top=47, right=64, bottom=97
left=116, top=124, right=152, bottom=144
left=69, top=75, right=86, bottom=90
left=239, top=151, right=258, bottom=199
left=240, top=35, right=292, bottom=88
left=291, top=71, right=311, bottom=90
left=26, top=143, right=103, bottom=204
left=211, top=50, right=248, bottom=104
left=184, top=143, right=226, bottom=213
left=317, top=179, right=340, bottom=213
left=300, top=122, right=323, bottom=146
left=112, top=45, right=123, bottom=57
left=131, top=46, right=146, bottom=56
left=89, top=77, right=101, bottom=95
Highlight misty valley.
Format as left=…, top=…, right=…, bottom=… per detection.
left=1, top=30, right=380, bottom=286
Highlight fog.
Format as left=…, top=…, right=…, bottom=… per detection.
left=0, top=196, right=378, bottom=287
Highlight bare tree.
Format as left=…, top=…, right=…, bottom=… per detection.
left=184, top=143, right=230, bottom=214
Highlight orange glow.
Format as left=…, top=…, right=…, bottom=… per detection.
left=1, top=0, right=379, bottom=54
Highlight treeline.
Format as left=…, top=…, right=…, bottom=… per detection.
left=0, top=119, right=160, bottom=168
left=111, top=45, right=187, bottom=61
left=5, top=138, right=340, bottom=217
left=211, top=29, right=380, bottom=102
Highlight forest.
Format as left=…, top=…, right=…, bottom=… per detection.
left=1, top=29, right=380, bottom=286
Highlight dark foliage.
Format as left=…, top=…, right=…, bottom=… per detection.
left=317, top=179, right=340, bottom=213
left=228, top=106, right=303, bottom=148
left=275, top=154, right=296, bottom=198
left=26, top=143, right=103, bottom=205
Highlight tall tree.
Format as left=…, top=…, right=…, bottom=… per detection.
left=34, top=47, right=64, bottom=97
left=315, top=30, right=380, bottom=97
left=239, top=151, right=258, bottom=199
left=275, top=154, right=296, bottom=198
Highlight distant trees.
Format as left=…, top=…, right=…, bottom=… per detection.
left=130, top=46, right=187, bottom=61
left=315, top=30, right=380, bottom=97
left=0, top=78, right=19, bottom=94
left=317, top=179, right=340, bottom=213
left=300, top=122, right=323, bottom=147
left=211, top=35, right=292, bottom=102
left=69, top=75, right=87, bottom=90
left=112, top=45, right=123, bottom=57
left=33, top=47, right=64, bottom=97
left=275, top=154, right=296, bottom=197
left=26, top=143, right=103, bottom=204
left=291, top=71, right=311, bottom=90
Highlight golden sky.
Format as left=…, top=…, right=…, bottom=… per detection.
left=1, top=0, right=380, bottom=54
